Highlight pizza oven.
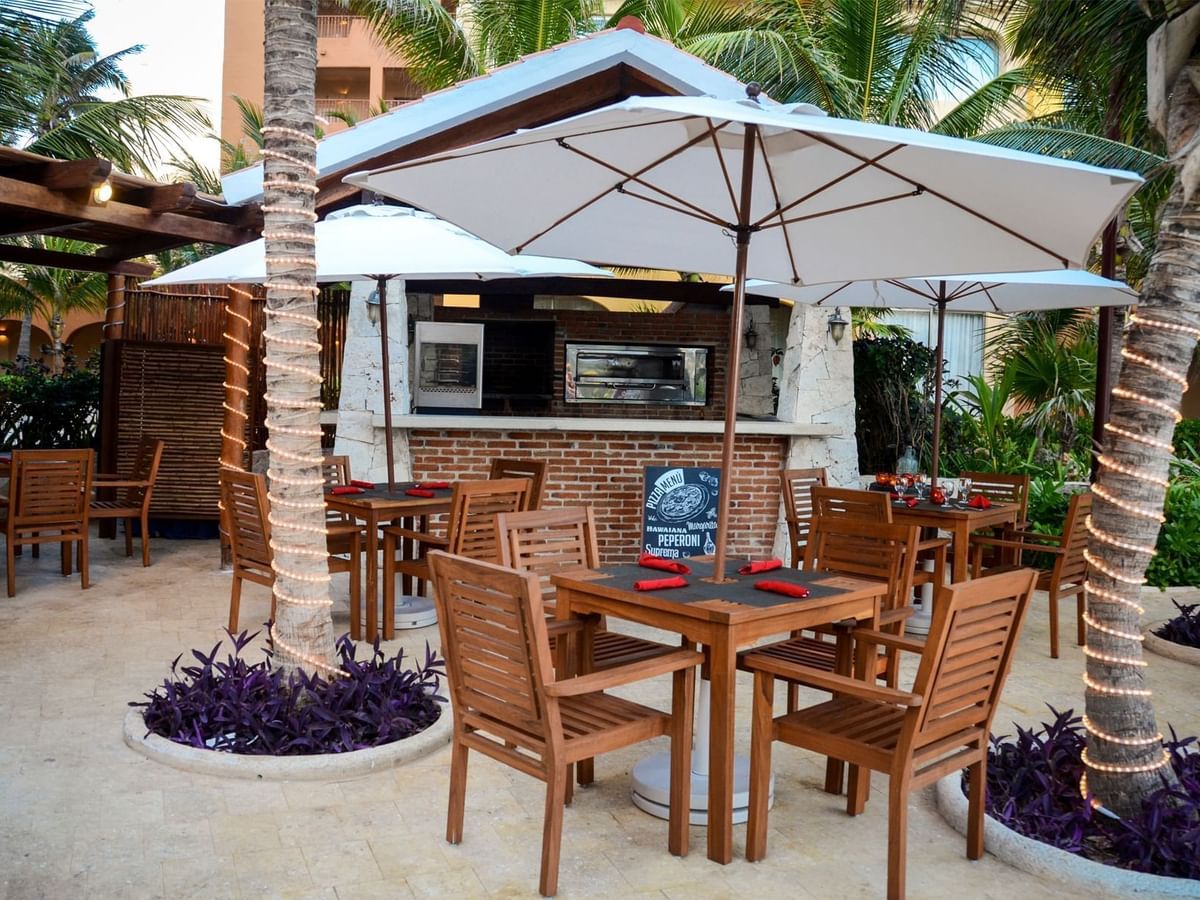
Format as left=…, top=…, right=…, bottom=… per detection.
left=565, top=343, right=709, bottom=406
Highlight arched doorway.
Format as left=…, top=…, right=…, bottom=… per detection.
left=0, top=320, right=52, bottom=366
left=65, top=322, right=105, bottom=367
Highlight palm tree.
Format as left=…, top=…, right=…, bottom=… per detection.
left=0, top=237, right=106, bottom=370
left=261, top=0, right=336, bottom=677
left=0, top=11, right=210, bottom=176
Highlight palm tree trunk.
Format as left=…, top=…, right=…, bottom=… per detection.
left=15, top=309, right=33, bottom=363
left=1084, top=64, right=1200, bottom=817
left=262, top=0, right=336, bottom=678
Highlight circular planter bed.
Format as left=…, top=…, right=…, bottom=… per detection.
left=935, top=774, right=1200, bottom=897
left=1144, top=621, right=1200, bottom=666
left=123, top=702, right=451, bottom=780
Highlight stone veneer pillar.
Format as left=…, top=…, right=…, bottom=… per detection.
left=333, top=280, right=413, bottom=482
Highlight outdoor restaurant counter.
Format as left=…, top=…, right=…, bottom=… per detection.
left=367, top=413, right=841, bottom=436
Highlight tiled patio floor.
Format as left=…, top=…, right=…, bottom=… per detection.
left=0, top=535, right=1196, bottom=899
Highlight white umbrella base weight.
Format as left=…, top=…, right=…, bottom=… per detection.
left=631, top=753, right=773, bottom=826
left=392, top=595, right=438, bottom=630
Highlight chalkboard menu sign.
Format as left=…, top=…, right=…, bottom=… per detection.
left=642, top=465, right=720, bottom=559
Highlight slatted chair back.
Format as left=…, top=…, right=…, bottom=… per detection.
left=321, top=454, right=354, bottom=523
left=11, top=449, right=93, bottom=527
left=780, top=467, right=827, bottom=566
left=496, top=506, right=599, bottom=581
left=1053, top=491, right=1091, bottom=585
left=446, top=478, right=531, bottom=562
left=961, top=471, right=1030, bottom=522
left=903, top=569, right=1035, bottom=759
left=804, top=516, right=917, bottom=617
left=488, top=457, right=546, bottom=510
left=428, top=550, right=552, bottom=754
left=124, top=437, right=165, bottom=507
left=220, top=469, right=272, bottom=579
left=811, top=485, right=891, bottom=524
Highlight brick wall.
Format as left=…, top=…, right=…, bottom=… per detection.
left=435, top=306, right=729, bottom=420
left=409, top=429, right=785, bottom=564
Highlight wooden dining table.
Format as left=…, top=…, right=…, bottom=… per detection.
left=890, top=497, right=1018, bottom=582
left=551, top=556, right=887, bottom=865
left=325, top=482, right=452, bottom=641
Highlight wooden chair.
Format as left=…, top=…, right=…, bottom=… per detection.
left=780, top=467, right=827, bottom=568
left=743, top=568, right=1036, bottom=900
left=961, top=471, right=1031, bottom=566
left=489, top=457, right=547, bottom=510
left=3, top=449, right=94, bottom=597
left=382, top=477, right=529, bottom=622
left=496, top=506, right=680, bottom=670
left=90, top=437, right=165, bottom=567
left=427, top=550, right=700, bottom=897
left=969, top=490, right=1091, bottom=658
left=221, top=470, right=362, bottom=636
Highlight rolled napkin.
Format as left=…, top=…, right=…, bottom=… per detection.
left=739, top=558, right=783, bottom=575
left=904, top=497, right=919, bottom=508
left=967, top=493, right=992, bottom=509
left=329, top=486, right=364, bottom=496
left=406, top=488, right=436, bottom=498
left=638, top=551, right=691, bottom=574
left=634, top=575, right=688, bottom=591
left=418, top=481, right=451, bottom=489
left=889, top=491, right=900, bottom=501
left=350, top=480, right=375, bottom=489
left=754, top=580, right=810, bottom=599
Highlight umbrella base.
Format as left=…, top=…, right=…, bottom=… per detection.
left=393, top=595, right=438, bottom=630
left=631, top=751, right=773, bottom=826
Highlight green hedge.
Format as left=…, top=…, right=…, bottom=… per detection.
left=0, top=360, right=100, bottom=450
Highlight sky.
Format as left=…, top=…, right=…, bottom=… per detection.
left=85, top=0, right=227, bottom=174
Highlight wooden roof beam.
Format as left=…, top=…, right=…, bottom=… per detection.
left=0, top=173, right=258, bottom=246
left=0, top=157, right=112, bottom=190
left=0, top=242, right=154, bottom=276
left=115, top=182, right=197, bottom=213
left=94, top=234, right=191, bottom=261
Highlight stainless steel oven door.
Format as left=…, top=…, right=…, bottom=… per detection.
left=565, top=343, right=708, bottom=406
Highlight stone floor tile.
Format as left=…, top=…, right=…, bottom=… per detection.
left=403, top=867, right=488, bottom=898
left=210, top=812, right=283, bottom=856
left=332, top=879, right=416, bottom=900
left=160, top=855, right=240, bottom=900
left=85, top=859, right=166, bottom=899
left=301, top=840, right=382, bottom=889
left=234, top=846, right=314, bottom=896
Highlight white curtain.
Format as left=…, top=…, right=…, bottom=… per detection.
left=883, top=310, right=985, bottom=389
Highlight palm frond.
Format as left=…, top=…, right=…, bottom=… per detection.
left=346, top=0, right=481, bottom=91
left=605, top=0, right=685, bottom=38
left=971, top=122, right=1164, bottom=174
left=932, top=67, right=1030, bottom=138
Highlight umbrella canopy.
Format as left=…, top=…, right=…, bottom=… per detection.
left=145, top=204, right=610, bottom=491
left=143, top=203, right=611, bottom=285
left=738, top=270, right=1138, bottom=483
left=346, top=91, right=1142, bottom=581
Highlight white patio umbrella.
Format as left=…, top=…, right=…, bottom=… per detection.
left=737, top=269, right=1139, bottom=484
left=347, top=89, right=1142, bottom=581
left=145, top=204, right=610, bottom=491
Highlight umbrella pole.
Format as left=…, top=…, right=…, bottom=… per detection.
left=930, top=285, right=947, bottom=489
left=376, top=275, right=397, bottom=492
left=711, top=124, right=758, bottom=583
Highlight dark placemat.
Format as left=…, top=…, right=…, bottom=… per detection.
left=892, top=498, right=1007, bottom=513
left=600, top=557, right=848, bottom=608
left=330, top=481, right=453, bottom=501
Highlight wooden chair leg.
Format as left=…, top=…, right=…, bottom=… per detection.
left=786, top=682, right=799, bottom=714
left=1048, top=587, right=1060, bottom=659
left=382, top=531, right=397, bottom=639
left=887, top=776, right=911, bottom=900
left=348, top=539, right=362, bottom=642
left=446, top=737, right=469, bottom=844
left=539, top=763, right=568, bottom=898
left=847, top=763, right=869, bottom=815
left=746, top=670, right=775, bottom=862
left=61, top=539, right=71, bottom=576
left=78, top=534, right=88, bottom=589
left=141, top=511, right=152, bottom=566
left=7, top=537, right=15, bottom=597
left=228, top=574, right=242, bottom=633
left=966, top=757, right=986, bottom=860
left=667, top=664, right=694, bottom=858
left=1076, top=593, right=1085, bottom=647
left=124, top=518, right=134, bottom=557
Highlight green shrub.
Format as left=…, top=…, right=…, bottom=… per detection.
left=1146, top=476, right=1200, bottom=589
left=1174, top=419, right=1200, bottom=466
left=853, top=336, right=936, bottom=474
left=0, top=357, right=100, bottom=449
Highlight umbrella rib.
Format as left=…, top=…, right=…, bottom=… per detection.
left=888, top=280, right=939, bottom=303
left=706, top=119, right=741, bottom=222
left=979, top=285, right=1003, bottom=312
left=754, top=127, right=802, bottom=285
left=800, top=131, right=1071, bottom=267
left=616, top=186, right=733, bottom=227
left=749, top=145, right=905, bottom=230
left=811, top=282, right=855, bottom=306
left=767, top=190, right=919, bottom=229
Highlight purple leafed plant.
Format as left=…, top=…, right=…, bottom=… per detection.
left=133, top=630, right=445, bottom=755
left=1155, top=601, right=1200, bottom=650
left=966, top=707, right=1200, bottom=880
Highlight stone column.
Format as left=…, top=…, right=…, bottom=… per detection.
left=333, top=279, right=412, bottom=482
left=771, top=304, right=860, bottom=560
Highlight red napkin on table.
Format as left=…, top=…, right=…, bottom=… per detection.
left=418, top=481, right=451, bottom=489
left=889, top=491, right=900, bottom=501
left=350, top=480, right=375, bottom=489
left=904, top=497, right=919, bottom=508
left=329, top=486, right=364, bottom=496
left=967, top=494, right=992, bottom=509
left=406, top=488, right=436, bottom=498
left=754, top=580, right=810, bottom=599
left=739, top=558, right=783, bottom=575
left=634, top=575, right=688, bottom=591
left=638, top=552, right=691, bottom=574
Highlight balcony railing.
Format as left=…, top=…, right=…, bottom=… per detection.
left=315, top=98, right=371, bottom=120
left=316, top=15, right=361, bottom=38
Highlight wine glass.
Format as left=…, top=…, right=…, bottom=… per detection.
left=961, top=477, right=973, bottom=502
left=915, top=472, right=928, bottom=499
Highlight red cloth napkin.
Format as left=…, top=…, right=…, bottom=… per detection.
left=638, top=552, right=691, bottom=574
left=418, top=481, right=451, bottom=489
left=739, top=558, right=783, bottom=575
left=967, top=494, right=992, bottom=509
left=889, top=491, right=900, bottom=500
left=406, top=488, right=435, bottom=498
left=754, top=580, right=810, bottom=599
left=904, top=497, right=919, bottom=508
left=634, top=575, right=688, bottom=591
left=329, top=486, right=364, bottom=496
left=350, top=480, right=374, bottom=489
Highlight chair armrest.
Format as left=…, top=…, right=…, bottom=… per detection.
left=969, top=535, right=1063, bottom=554
left=383, top=525, right=449, bottom=547
left=850, top=628, right=926, bottom=655
left=915, top=537, right=950, bottom=552
left=544, top=618, right=585, bottom=638
left=1003, top=528, right=1063, bottom=544
left=878, top=607, right=914, bottom=626
left=92, top=478, right=151, bottom=489
left=543, top=647, right=702, bottom=697
left=741, top=653, right=923, bottom=706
